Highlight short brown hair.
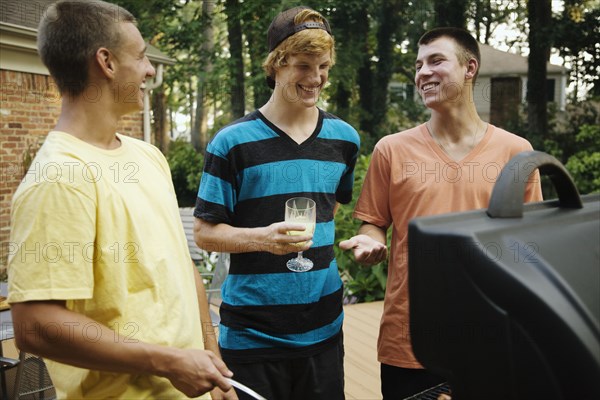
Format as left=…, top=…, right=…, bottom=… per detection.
left=263, top=8, right=336, bottom=86
left=37, top=0, right=136, bottom=97
left=418, top=27, right=481, bottom=83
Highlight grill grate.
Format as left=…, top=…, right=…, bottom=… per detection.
left=404, top=383, right=452, bottom=400
left=17, top=354, right=56, bottom=399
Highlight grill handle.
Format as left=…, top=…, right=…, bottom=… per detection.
left=487, top=150, right=583, bottom=218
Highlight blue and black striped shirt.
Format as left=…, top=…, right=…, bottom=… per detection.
left=194, top=109, right=360, bottom=361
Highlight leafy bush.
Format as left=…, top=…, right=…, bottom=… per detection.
left=510, top=100, right=600, bottom=197
left=565, top=124, right=600, bottom=194
left=166, top=139, right=204, bottom=206
left=335, top=154, right=388, bottom=303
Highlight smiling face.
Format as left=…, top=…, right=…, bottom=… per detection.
left=275, top=52, right=331, bottom=109
left=112, top=22, right=156, bottom=114
left=415, top=36, right=475, bottom=110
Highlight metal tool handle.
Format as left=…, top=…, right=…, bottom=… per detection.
left=487, top=150, right=583, bottom=218
left=226, top=378, right=268, bottom=400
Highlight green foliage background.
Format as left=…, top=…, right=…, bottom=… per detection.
left=334, top=155, right=388, bottom=303
left=565, top=124, right=600, bottom=194
left=509, top=101, right=600, bottom=197
left=123, top=0, right=599, bottom=303
left=167, top=139, right=203, bottom=207
left=167, top=100, right=600, bottom=303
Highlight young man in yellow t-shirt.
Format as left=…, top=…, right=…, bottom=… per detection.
left=340, top=27, right=543, bottom=399
left=7, top=1, right=234, bottom=398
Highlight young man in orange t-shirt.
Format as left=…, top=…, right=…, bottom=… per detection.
left=340, top=27, right=543, bottom=399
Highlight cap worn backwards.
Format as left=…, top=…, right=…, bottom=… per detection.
left=265, top=6, right=332, bottom=89
left=267, top=6, right=332, bottom=53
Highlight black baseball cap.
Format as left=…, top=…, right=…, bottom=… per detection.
left=265, top=6, right=332, bottom=88
left=267, top=6, right=332, bottom=53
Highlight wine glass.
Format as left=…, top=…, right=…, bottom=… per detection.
left=285, top=197, right=316, bottom=272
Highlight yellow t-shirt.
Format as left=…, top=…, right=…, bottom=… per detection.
left=354, top=124, right=543, bottom=369
left=8, top=131, right=207, bottom=399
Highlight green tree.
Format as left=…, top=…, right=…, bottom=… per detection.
left=565, top=124, right=600, bottom=194
left=434, top=0, right=468, bottom=28
left=110, top=0, right=183, bottom=150
left=526, top=0, right=552, bottom=139
left=469, top=0, right=528, bottom=45
left=326, top=0, right=368, bottom=126
left=192, top=0, right=216, bottom=153
left=106, top=0, right=600, bottom=304
left=166, top=139, right=204, bottom=206
left=327, top=0, right=433, bottom=150
left=242, top=1, right=277, bottom=109
left=553, top=0, right=600, bottom=100
left=225, top=0, right=246, bottom=119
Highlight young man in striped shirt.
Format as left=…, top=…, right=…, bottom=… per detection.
left=194, top=6, right=360, bottom=399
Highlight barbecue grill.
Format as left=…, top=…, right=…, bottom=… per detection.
left=408, top=151, right=600, bottom=400
left=405, top=383, right=452, bottom=399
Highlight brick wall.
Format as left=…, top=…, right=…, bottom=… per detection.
left=0, top=69, right=144, bottom=269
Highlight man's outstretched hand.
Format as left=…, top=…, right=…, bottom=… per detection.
left=339, top=234, right=387, bottom=265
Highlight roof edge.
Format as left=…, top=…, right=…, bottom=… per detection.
left=0, top=22, right=38, bottom=37
left=0, top=21, right=175, bottom=66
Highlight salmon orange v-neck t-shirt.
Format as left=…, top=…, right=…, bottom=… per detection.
left=354, top=123, right=543, bottom=368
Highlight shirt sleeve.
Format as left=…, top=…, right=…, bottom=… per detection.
left=336, top=148, right=359, bottom=205
left=353, top=143, right=393, bottom=230
left=194, top=141, right=236, bottom=224
left=8, top=181, right=96, bottom=303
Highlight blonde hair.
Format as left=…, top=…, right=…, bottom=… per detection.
left=263, top=9, right=336, bottom=80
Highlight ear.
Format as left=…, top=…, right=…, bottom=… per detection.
left=465, top=58, right=478, bottom=80
left=95, top=47, right=116, bottom=79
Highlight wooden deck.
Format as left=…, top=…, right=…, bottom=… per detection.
left=344, top=301, right=383, bottom=400
left=3, top=301, right=385, bottom=399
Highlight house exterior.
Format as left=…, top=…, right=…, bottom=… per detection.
left=0, top=0, right=174, bottom=268
left=474, top=43, right=569, bottom=126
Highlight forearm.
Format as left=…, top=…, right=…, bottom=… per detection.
left=193, top=266, right=238, bottom=399
left=12, top=301, right=178, bottom=377
left=194, top=218, right=267, bottom=254
left=194, top=217, right=312, bottom=256
left=357, top=222, right=387, bottom=245
left=12, top=299, right=234, bottom=397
